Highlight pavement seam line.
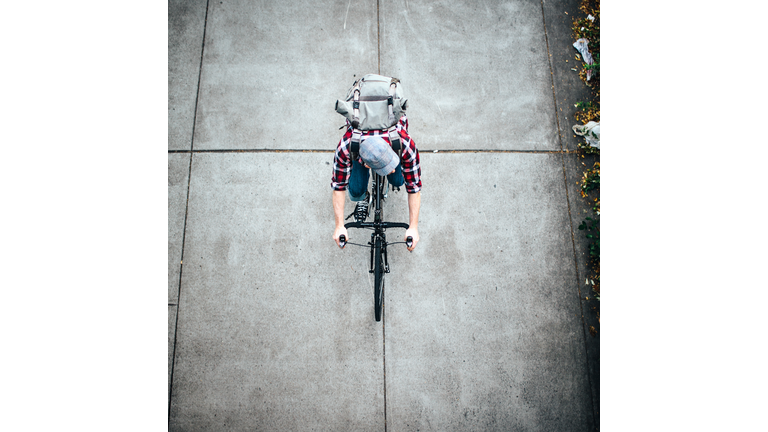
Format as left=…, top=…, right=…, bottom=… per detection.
left=167, top=149, right=579, bottom=154
left=378, top=5, right=386, bottom=429
left=540, top=0, right=598, bottom=425
left=169, top=0, right=210, bottom=423
left=383, top=299, right=387, bottom=432
left=377, top=0, right=381, bottom=75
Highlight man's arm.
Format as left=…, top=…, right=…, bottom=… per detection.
left=333, top=190, right=348, bottom=248
left=331, top=126, right=353, bottom=248
left=405, top=191, right=420, bottom=252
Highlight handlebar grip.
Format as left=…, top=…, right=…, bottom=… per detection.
left=406, top=236, right=413, bottom=248
left=339, top=234, right=346, bottom=248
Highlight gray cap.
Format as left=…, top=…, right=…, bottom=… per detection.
left=360, top=136, right=399, bottom=176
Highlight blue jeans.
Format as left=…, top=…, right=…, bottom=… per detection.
left=348, top=159, right=404, bottom=201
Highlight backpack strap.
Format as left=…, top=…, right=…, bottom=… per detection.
left=350, top=127, right=362, bottom=162
left=351, top=87, right=361, bottom=129
left=350, top=126, right=401, bottom=164
left=387, top=78, right=398, bottom=125
left=386, top=78, right=402, bottom=161
left=388, top=124, right=402, bottom=162
left=349, top=84, right=361, bottom=159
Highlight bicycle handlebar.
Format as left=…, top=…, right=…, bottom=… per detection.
left=344, top=221, right=410, bottom=230
left=340, top=223, right=410, bottom=250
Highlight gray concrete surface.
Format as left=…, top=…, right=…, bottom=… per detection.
left=542, top=0, right=596, bottom=152
left=169, top=0, right=208, bottom=151
left=191, top=0, right=378, bottom=150
left=387, top=153, right=592, bottom=430
left=563, top=151, right=601, bottom=428
left=380, top=0, right=558, bottom=150
left=169, top=0, right=599, bottom=430
left=171, top=153, right=386, bottom=430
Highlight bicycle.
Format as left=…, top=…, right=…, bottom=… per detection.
left=338, top=172, right=413, bottom=322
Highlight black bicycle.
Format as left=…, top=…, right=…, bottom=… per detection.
left=339, top=172, right=413, bottom=321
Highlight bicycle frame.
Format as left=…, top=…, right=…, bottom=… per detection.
left=344, top=172, right=409, bottom=266
left=342, top=171, right=409, bottom=321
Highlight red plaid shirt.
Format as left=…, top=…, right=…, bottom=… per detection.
left=331, top=115, right=422, bottom=194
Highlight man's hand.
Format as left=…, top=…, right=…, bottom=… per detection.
left=404, top=228, right=419, bottom=252
left=333, top=190, right=347, bottom=249
left=405, top=191, right=421, bottom=252
left=334, top=225, right=348, bottom=249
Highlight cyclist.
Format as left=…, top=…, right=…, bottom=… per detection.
left=331, top=115, right=421, bottom=251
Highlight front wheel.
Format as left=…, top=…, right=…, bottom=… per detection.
left=374, top=236, right=384, bottom=321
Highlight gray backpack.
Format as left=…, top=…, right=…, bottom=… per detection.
left=335, top=74, right=408, bottom=161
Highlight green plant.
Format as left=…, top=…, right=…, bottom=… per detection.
left=575, top=101, right=597, bottom=110
left=580, top=162, right=600, bottom=197
left=585, top=54, right=600, bottom=70
left=572, top=0, right=600, bottom=305
left=571, top=0, right=600, bottom=158
left=578, top=217, right=600, bottom=259
left=574, top=102, right=599, bottom=123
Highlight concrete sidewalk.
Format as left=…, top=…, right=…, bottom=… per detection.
left=169, top=0, right=599, bottom=430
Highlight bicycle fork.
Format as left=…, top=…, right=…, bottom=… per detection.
left=369, top=233, right=390, bottom=274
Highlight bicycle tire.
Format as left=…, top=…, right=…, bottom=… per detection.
left=373, top=173, right=384, bottom=223
left=374, top=236, right=384, bottom=322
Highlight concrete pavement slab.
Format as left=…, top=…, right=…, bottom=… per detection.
left=169, top=0, right=207, bottom=151
left=192, top=0, right=378, bottom=150
left=168, top=153, right=596, bottom=430
left=380, top=0, right=559, bottom=151
left=544, top=0, right=601, bottom=421
left=169, top=152, right=386, bottom=431
left=384, top=153, right=595, bottom=430
left=541, top=0, right=597, bottom=152
left=563, top=151, right=600, bottom=426
left=169, top=153, right=190, bottom=303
